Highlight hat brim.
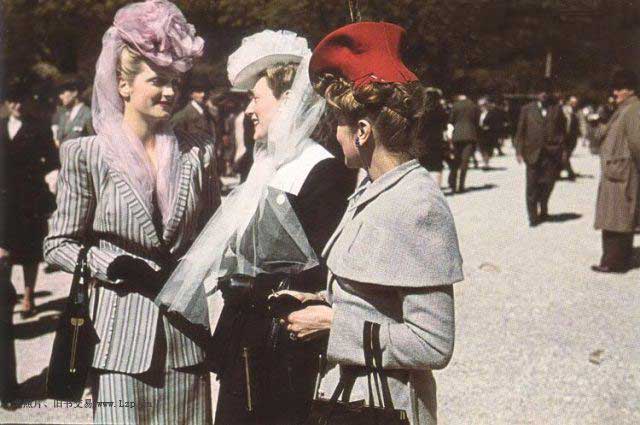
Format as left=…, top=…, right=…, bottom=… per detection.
left=232, top=54, right=302, bottom=90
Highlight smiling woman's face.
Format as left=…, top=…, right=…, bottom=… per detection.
left=121, top=60, right=181, bottom=123
left=245, top=76, right=283, bottom=141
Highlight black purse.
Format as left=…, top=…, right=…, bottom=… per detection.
left=304, top=321, right=410, bottom=425
left=46, top=247, right=99, bottom=401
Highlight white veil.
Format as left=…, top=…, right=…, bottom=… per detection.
left=155, top=54, right=326, bottom=328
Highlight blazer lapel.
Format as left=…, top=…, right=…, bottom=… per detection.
left=107, top=168, right=162, bottom=247
left=163, top=153, right=195, bottom=243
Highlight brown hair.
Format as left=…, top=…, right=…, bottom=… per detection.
left=314, top=74, right=437, bottom=158
left=257, top=62, right=298, bottom=99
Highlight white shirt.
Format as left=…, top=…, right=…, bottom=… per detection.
left=480, top=110, right=488, bottom=126
left=7, top=116, right=22, bottom=140
left=191, top=100, right=204, bottom=115
left=68, top=102, right=85, bottom=122
left=537, top=101, right=547, bottom=118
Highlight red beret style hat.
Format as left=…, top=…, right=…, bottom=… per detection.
left=309, top=21, right=418, bottom=88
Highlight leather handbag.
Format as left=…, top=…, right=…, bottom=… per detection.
left=46, top=247, right=98, bottom=401
left=304, top=321, right=410, bottom=425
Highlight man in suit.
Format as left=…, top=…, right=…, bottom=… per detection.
left=171, top=78, right=214, bottom=138
left=515, top=79, right=567, bottom=227
left=478, top=97, right=503, bottom=170
left=56, top=79, right=93, bottom=145
left=591, top=70, right=640, bottom=273
left=448, top=91, right=480, bottom=193
left=562, top=96, right=580, bottom=180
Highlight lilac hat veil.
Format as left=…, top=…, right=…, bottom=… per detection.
left=92, top=0, right=204, bottom=224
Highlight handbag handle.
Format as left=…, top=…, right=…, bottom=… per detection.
left=328, top=321, right=395, bottom=409
left=69, top=247, right=91, bottom=308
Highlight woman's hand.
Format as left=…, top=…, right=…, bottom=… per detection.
left=285, top=305, right=333, bottom=341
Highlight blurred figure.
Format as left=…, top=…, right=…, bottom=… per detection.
left=1, top=86, right=58, bottom=318
left=419, top=87, right=448, bottom=187
left=171, top=76, right=214, bottom=138
left=448, top=91, right=480, bottom=193
left=478, top=97, right=502, bottom=170
left=515, top=79, right=566, bottom=227
left=562, top=96, right=580, bottom=180
left=591, top=70, right=640, bottom=273
left=55, top=79, right=93, bottom=144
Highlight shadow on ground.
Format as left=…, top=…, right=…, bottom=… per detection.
left=544, top=213, right=582, bottom=223
left=13, top=313, right=61, bottom=340
left=445, top=184, right=498, bottom=196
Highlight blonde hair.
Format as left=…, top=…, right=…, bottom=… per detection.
left=314, top=74, right=436, bottom=158
left=117, top=45, right=145, bottom=84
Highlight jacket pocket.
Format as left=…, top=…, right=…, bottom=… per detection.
left=604, top=157, right=632, bottom=182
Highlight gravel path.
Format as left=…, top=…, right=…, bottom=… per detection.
left=1, top=144, right=638, bottom=424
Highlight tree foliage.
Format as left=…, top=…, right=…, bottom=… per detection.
left=2, top=0, right=639, bottom=99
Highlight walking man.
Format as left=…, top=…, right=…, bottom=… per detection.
left=515, top=79, right=566, bottom=227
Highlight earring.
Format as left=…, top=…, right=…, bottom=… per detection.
left=354, top=136, right=360, bottom=148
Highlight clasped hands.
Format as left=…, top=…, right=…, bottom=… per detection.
left=273, top=290, right=334, bottom=341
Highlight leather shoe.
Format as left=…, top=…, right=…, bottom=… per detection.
left=590, top=264, right=628, bottom=274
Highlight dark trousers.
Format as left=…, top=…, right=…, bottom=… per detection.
left=0, top=265, right=18, bottom=401
left=448, top=141, right=475, bottom=191
left=526, top=163, right=556, bottom=222
left=600, top=230, right=634, bottom=270
left=563, top=141, right=577, bottom=178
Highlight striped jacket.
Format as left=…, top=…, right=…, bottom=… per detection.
left=44, top=131, right=220, bottom=374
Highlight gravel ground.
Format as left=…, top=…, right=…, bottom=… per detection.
left=1, top=144, right=638, bottom=424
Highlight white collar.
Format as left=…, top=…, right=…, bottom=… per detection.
left=7, top=115, right=22, bottom=139
left=191, top=100, right=204, bottom=115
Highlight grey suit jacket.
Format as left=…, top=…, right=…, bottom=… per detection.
left=319, top=160, right=463, bottom=425
left=44, top=131, right=220, bottom=374
left=450, top=98, right=480, bottom=143
left=515, top=101, right=566, bottom=165
left=58, top=103, right=94, bottom=143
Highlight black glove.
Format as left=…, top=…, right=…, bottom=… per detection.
left=106, top=256, right=168, bottom=298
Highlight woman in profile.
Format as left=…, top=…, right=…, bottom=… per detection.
left=44, top=1, right=218, bottom=423
left=282, top=22, right=464, bottom=425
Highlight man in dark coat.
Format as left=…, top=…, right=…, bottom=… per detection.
left=448, top=92, right=480, bottom=193
left=591, top=70, right=640, bottom=273
left=171, top=78, right=215, bottom=138
left=562, top=96, right=580, bottom=180
left=515, top=80, right=567, bottom=226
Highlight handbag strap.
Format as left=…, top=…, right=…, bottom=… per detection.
left=70, top=247, right=90, bottom=307
left=369, top=321, right=395, bottom=410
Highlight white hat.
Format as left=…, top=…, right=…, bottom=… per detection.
left=227, top=30, right=310, bottom=90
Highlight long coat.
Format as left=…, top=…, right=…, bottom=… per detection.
left=1, top=117, right=58, bottom=263
left=43, top=131, right=220, bottom=374
left=594, top=95, right=640, bottom=233
left=515, top=101, right=566, bottom=165
left=319, top=160, right=464, bottom=425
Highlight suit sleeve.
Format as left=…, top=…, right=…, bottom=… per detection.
left=515, top=106, right=527, bottom=156
left=625, top=108, right=640, bottom=171
left=327, top=284, right=455, bottom=370
left=43, top=140, right=135, bottom=282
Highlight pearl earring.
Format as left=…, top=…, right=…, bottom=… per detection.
left=355, top=136, right=360, bottom=147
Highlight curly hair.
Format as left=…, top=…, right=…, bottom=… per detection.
left=313, top=74, right=440, bottom=158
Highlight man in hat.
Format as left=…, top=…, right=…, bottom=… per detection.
left=55, top=79, right=93, bottom=145
left=171, top=77, right=214, bottom=138
left=515, top=79, right=567, bottom=227
left=591, top=69, right=640, bottom=273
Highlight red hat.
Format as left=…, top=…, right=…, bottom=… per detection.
left=309, top=22, right=418, bottom=89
